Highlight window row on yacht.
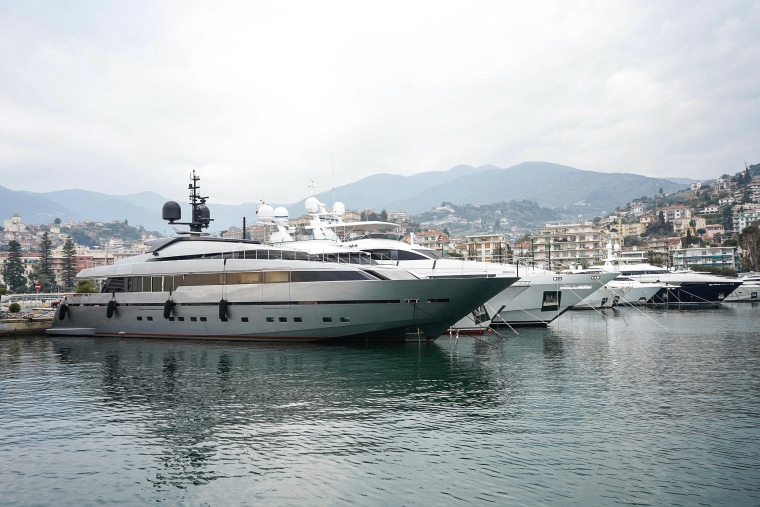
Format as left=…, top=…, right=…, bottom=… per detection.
left=102, top=269, right=378, bottom=293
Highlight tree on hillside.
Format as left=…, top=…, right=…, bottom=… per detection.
left=737, top=223, right=760, bottom=272
left=721, top=205, right=734, bottom=233
left=62, top=237, right=77, bottom=290
left=2, top=240, right=27, bottom=292
left=35, top=232, right=56, bottom=291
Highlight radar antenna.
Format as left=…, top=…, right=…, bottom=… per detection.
left=161, top=170, right=214, bottom=234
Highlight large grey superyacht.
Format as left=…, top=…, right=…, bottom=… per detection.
left=47, top=173, right=518, bottom=342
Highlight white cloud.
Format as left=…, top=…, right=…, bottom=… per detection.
left=0, top=0, right=757, bottom=204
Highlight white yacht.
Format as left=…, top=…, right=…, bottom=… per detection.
left=724, top=272, right=760, bottom=302
left=263, top=198, right=620, bottom=327
left=565, top=245, right=665, bottom=308
left=46, top=174, right=517, bottom=343
left=257, top=201, right=527, bottom=334
left=585, top=243, right=741, bottom=305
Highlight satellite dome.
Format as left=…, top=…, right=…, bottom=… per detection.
left=333, top=202, right=345, bottom=216
left=258, top=204, right=274, bottom=220
left=162, top=201, right=181, bottom=222
left=193, top=203, right=211, bottom=227
left=305, top=197, right=320, bottom=213
left=274, top=207, right=289, bottom=220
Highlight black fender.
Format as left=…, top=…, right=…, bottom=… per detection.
left=219, top=299, right=228, bottom=320
left=163, top=299, right=174, bottom=319
left=58, top=303, right=68, bottom=321
left=106, top=300, right=117, bottom=318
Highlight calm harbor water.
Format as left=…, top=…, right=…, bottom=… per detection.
left=1, top=304, right=759, bottom=506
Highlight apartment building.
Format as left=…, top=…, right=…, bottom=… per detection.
left=672, top=217, right=706, bottom=237
left=465, top=233, right=509, bottom=262
left=660, top=205, right=691, bottom=222
left=530, top=223, right=609, bottom=269
left=673, top=246, right=738, bottom=270
left=732, top=204, right=760, bottom=233
left=704, top=224, right=725, bottom=239
left=618, top=221, right=646, bottom=237
left=413, top=230, right=449, bottom=252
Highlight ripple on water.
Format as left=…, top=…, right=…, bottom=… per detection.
left=1, top=306, right=760, bottom=506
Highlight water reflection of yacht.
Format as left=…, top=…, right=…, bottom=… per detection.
left=43, top=335, right=506, bottom=491
left=260, top=198, right=619, bottom=327
left=47, top=174, right=516, bottom=342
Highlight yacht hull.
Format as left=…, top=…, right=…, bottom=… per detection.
left=48, top=277, right=513, bottom=342
left=648, top=281, right=742, bottom=305
left=489, top=272, right=618, bottom=326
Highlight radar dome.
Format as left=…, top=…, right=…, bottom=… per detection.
left=305, top=197, right=320, bottom=213
left=193, top=203, right=211, bottom=226
left=333, top=202, right=345, bottom=216
left=274, top=207, right=289, bottom=220
left=258, top=204, right=274, bottom=220
left=162, top=201, right=182, bottom=222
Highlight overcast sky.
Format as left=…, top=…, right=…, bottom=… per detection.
left=1, top=1, right=757, bottom=205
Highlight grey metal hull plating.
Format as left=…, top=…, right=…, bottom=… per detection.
left=48, top=277, right=513, bottom=342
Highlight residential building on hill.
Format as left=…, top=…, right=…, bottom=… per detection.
left=673, top=246, right=738, bottom=271
left=465, top=233, right=509, bottom=262
left=672, top=217, right=706, bottom=237
left=3, top=211, right=26, bottom=233
left=732, top=204, right=760, bottom=233
left=530, top=222, right=610, bottom=269
left=660, top=205, right=691, bottom=222
left=704, top=224, right=725, bottom=239
left=751, top=177, right=760, bottom=203
left=413, top=230, right=449, bottom=252
left=618, top=221, right=645, bottom=237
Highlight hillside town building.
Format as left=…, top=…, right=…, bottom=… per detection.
left=413, top=230, right=449, bottom=252
left=673, top=246, right=738, bottom=271
left=464, top=233, right=509, bottom=263
left=732, top=204, right=760, bottom=233
left=531, top=222, right=608, bottom=268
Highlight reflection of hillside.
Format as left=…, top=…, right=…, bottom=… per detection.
left=49, top=337, right=519, bottom=489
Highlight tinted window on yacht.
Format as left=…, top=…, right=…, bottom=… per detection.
left=541, top=291, right=561, bottom=312
left=290, top=271, right=375, bottom=282
left=414, top=249, right=443, bottom=259
left=102, top=277, right=126, bottom=293
left=365, top=249, right=429, bottom=261
left=102, top=269, right=376, bottom=292
left=308, top=252, right=374, bottom=265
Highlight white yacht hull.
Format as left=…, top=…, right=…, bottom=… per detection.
left=48, top=276, right=514, bottom=342
left=724, top=283, right=760, bottom=302
left=353, top=254, right=618, bottom=327
left=488, top=272, right=619, bottom=326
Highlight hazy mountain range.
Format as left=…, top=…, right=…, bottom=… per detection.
left=0, top=162, right=691, bottom=234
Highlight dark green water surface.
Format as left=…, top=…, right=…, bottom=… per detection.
left=2, top=304, right=759, bottom=506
